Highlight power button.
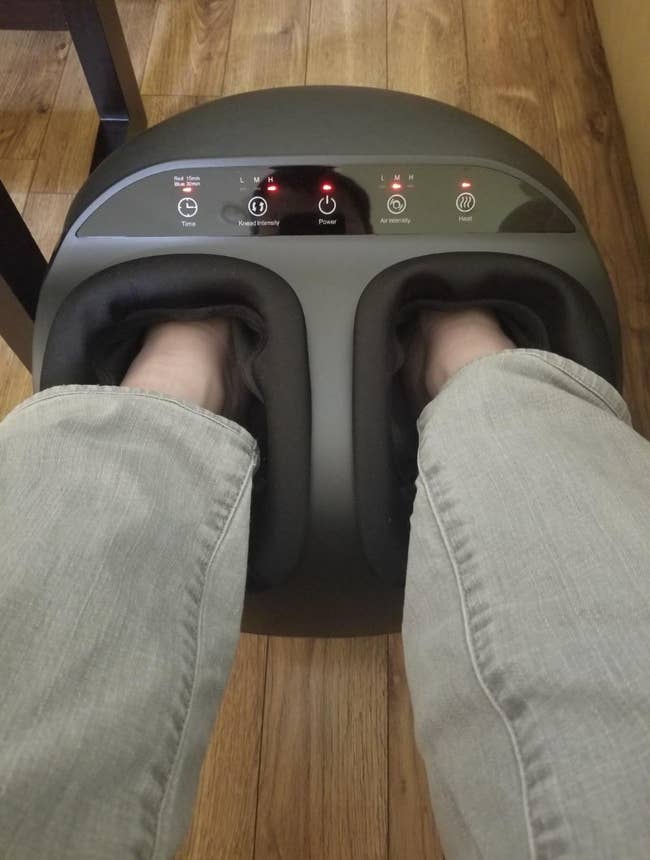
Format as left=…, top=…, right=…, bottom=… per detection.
left=318, top=195, right=337, bottom=215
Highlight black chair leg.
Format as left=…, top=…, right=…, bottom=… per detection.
left=0, top=181, right=45, bottom=367
left=0, top=0, right=147, bottom=369
left=0, top=181, right=46, bottom=321
left=60, top=0, right=147, bottom=167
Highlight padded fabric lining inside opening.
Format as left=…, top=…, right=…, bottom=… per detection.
left=354, top=252, right=617, bottom=585
left=40, top=254, right=311, bottom=589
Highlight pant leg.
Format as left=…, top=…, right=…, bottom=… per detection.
left=0, top=385, right=257, bottom=860
left=403, top=349, right=650, bottom=860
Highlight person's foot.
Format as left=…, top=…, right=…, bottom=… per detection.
left=120, top=317, right=238, bottom=415
left=403, top=308, right=515, bottom=412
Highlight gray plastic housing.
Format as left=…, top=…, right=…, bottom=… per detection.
left=33, top=87, right=619, bottom=635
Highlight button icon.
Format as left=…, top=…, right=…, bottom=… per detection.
left=456, top=192, right=476, bottom=213
left=248, top=196, right=268, bottom=217
left=177, top=197, right=198, bottom=218
left=387, top=194, right=407, bottom=215
left=318, top=195, right=337, bottom=215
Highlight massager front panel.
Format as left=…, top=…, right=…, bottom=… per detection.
left=76, top=159, right=575, bottom=238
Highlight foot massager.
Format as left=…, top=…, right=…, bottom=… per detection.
left=33, top=87, right=620, bottom=635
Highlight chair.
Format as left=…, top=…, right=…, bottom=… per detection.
left=0, top=0, right=147, bottom=368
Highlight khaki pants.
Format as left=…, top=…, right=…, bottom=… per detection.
left=2, top=350, right=650, bottom=859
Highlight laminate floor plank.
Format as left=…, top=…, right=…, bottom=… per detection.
left=22, top=192, right=74, bottom=258
left=142, top=0, right=236, bottom=96
left=223, top=0, right=309, bottom=94
left=30, top=46, right=98, bottom=193
left=387, top=0, right=469, bottom=107
left=144, top=95, right=206, bottom=126
left=388, top=635, right=444, bottom=860
left=174, top=635, right=269, bottom=860
left=255, top=636, right=389, bottom=860
left=539, top=0, right=650, bottom=434
left=0, top=31, right=69, bottom=160
left=0, top=159, right=36, bottom=212
left=0, top=340, right=32, bottom=421
left=116, top=0, right=160, bottom=84
left=462, top=0, right=561, bottom=169
left=307, top=0, right=387, bottom=88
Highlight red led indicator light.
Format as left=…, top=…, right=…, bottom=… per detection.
left=321, top=182, right=334, bottom=192
left=460, top=180, right=472, bottom=189
left=267, top=184, right=278, bottom=191
left=390, top=181, right=403, bottom=190
left=182, top=186, right=193, bottom=193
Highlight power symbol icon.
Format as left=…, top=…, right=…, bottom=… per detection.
left=318, top=195, right=337, bottom=215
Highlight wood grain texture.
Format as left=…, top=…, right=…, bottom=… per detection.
left=174, top=634, right=268, bottom=860
left=223, top=0, right=309, bottom=95
left=115, top=0, right=160, bottom=84
left=255, top=636, right=388, bottom=860
left=592, top=0, right=650, bottom=235
left=144, top=95, right=205, bottom=127
left=387, top=0, right=468, bottom=107
left=307, top=0, right=387, bottom=87
left=538, top=0, right=650, bottom=435
left=388, top=635, right=444, bottom=860
left=0, top=159, right=35, bottom=212
left=12, top=0, right=156, bottom=192
left=22, top=193, right=74, bottom=258
left=0, top=336, right=32, bottom=420
left=462, top=0, right=561, bottom=169
left=0, top=277, right=33, bottom=374
left=142, top=0, right=236, bottom=96
left=31, top=44, right=98, bottom=193
left=0, top=31, right=69, bottom=160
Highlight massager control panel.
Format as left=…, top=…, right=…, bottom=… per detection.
left=78, top=163, right=575, bottom=237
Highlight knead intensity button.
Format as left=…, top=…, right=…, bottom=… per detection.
left=248, top=196, right=268, bottom=217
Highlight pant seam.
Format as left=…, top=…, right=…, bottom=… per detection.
left=521, top=352, right=626, bottom=419
left=417, top=450, right=537, bottom=860
left=149, top=455, right=256, bottom=860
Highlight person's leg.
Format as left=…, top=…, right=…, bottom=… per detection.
left=403, top=310, right=650, bottom=860
left=0, top=319, right=255, bottom=859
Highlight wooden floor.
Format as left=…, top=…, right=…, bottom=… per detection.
left=1, top=1, right=649, bottom=858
